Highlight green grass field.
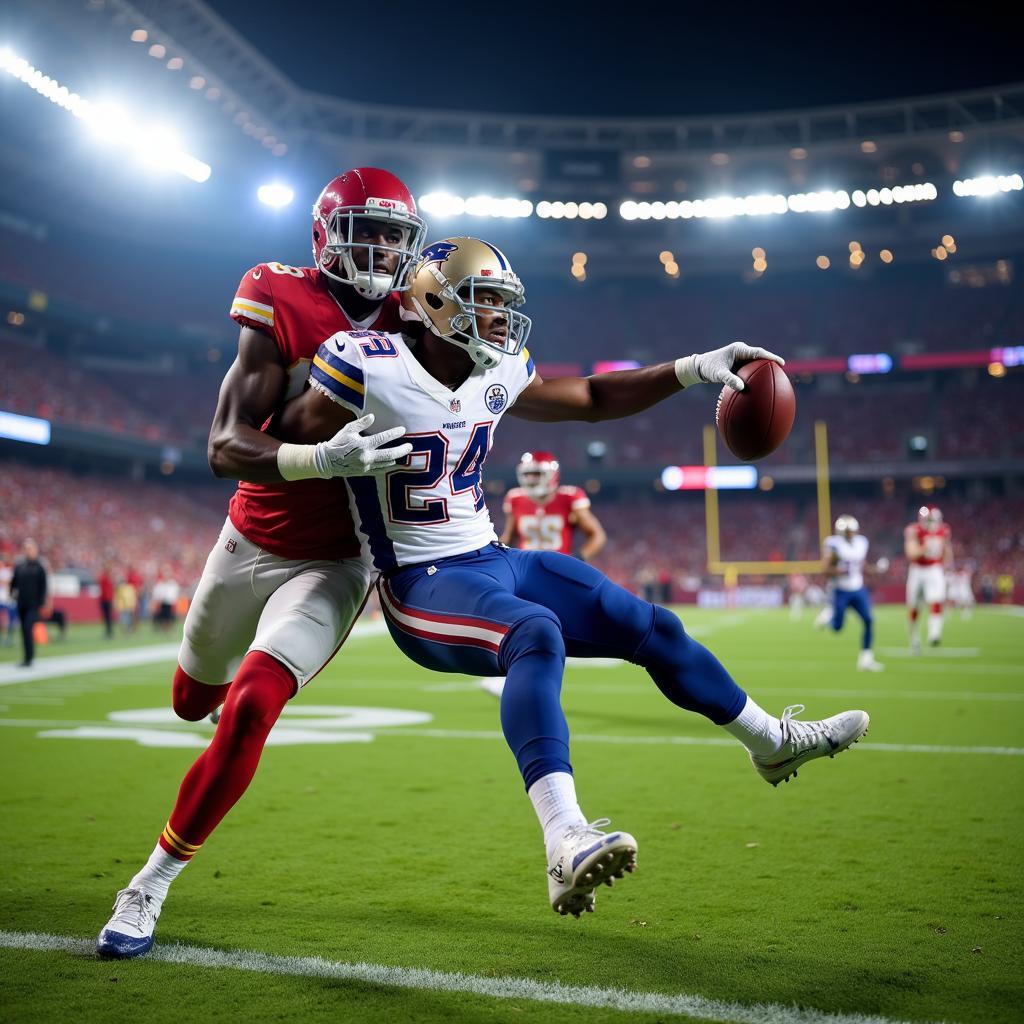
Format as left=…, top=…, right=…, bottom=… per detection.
left=1, top=606, right=1022, bottom=1023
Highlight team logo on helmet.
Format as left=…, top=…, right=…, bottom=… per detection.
left=486, top=384, right=508, bottom=414
left=420, top=241, right=459, bottom=264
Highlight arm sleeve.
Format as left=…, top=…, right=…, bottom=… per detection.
left=308, top=334, right=366, bottom=414
left=229, top=266, right=278, bottom=340
left=509, top=346, right=537, bottom=402
left=570, top=487, right=591, bottom=511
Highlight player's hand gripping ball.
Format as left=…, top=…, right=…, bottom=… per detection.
left=715, top=359, right=796, bottom=461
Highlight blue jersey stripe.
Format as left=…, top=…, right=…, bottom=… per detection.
left=310, top=363, right=365, bottom=410
left=316, top=344, right=365, bottom=385
left=347, top=477, right=397, bottom=571
left=525, top=352, right=535, bottom=377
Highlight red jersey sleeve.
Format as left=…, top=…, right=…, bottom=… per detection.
left=569, top=486, right=590, bottom=511
left=229, top=265, right=278, bottom=341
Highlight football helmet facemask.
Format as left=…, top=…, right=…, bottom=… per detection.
left=401, top=236, right=531, bottom=369
left=312, top=168, right=426, bottom=300
left=918, top=504, right=943, bottom=530
left=517, top=450, right=560, bottom=500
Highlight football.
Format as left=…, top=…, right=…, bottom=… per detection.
left=715, top=359, right=796, bottom=461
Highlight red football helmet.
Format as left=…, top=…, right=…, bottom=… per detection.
left=918, top=504, right=943, bottom=530
left=517, top=451, right=560, bottom=499
left=312, top=168, right=426, bottom=300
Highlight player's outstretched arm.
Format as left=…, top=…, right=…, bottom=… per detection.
left=509, top=342, right=784, bottom=423
left=575, top=507, right=607, bottom=561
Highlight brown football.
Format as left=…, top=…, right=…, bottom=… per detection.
left=715, top=359, right=796, bottom=461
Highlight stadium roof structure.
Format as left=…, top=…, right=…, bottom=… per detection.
left=48, top=0, right=1024, bottom=168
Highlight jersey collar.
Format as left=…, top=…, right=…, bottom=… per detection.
left=395, top=335, right=489, bottom=412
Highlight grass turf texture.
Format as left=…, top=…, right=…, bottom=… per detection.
left=1, top=606, right=1021, bottom=1023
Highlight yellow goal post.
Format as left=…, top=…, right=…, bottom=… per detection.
left=703, top=420, right=831, bottom=579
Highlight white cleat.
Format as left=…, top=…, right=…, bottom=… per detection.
left=96, top=887, right=161, bottom=958
left=750, top=705, right=869, bottom=787
left=909, top=635, right=921, bottom=656
left=547, top=818, right=637, bottom=918
left=857, top=651, right=885, bottom=672
left=478, top=677, right=505, bottom=699
left=813, top=608, right=832, bottom=631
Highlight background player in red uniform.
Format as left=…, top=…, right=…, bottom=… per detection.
left=97, top=168, right=422, bottom=959
left=501, top=450, right=606, bottom=560
left=904, top=503, right=954, bottom=652
left=484, top=451, right=607, bottom=697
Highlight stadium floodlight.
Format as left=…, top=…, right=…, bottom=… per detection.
left=257, top=183, right=295, bottom=208
left=952, top=174, right=1023, bottom=197
left=0, top=47, right=211, bottom=183
left=419, top=192, right=532, bottom=218
left=0, top=410, right=51, bottom=446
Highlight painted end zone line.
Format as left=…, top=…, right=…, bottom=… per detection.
left=0, top=931, right=941, bottom=1024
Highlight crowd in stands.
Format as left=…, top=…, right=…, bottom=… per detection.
left=1, top=460, right=1019, bottom=611
left=5, top=270, right=1022, bottom=467
left=0, top=462, right=224, bottom=588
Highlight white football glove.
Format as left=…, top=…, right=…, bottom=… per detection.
left=277, top=414, right=413, bottom=481
left=675, top=342, right=786, bottom=392
left=875, top=557, right=891, bottom=573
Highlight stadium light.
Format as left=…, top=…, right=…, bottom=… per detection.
left=952, top=174, right=1023, bottom=197
left=257, top=183, right=295, bottom=208
left=419, top=192, right=533, bottom=218
left=0, top=410, right=51, bottom=446
left=0, top=47, right=211, bottom=183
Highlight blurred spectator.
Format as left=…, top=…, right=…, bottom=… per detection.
left=114, top=575, right=138, bottom=633
left=151, top=570, right=181, bottom=632
left=98, top=566, right=115, bottom=638
left=0, top=555, right=14, bottom=647
left=10, top=539, right=47, bottom=667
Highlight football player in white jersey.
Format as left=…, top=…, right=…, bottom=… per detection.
left=274, top=237, right=870, bottom=918
left=819, top=515, right=885, bottom=672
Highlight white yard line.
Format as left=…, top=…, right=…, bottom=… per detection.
left=372, top=728, right=1024, bottom=757
left=0, top=621, right=390, bottom=688
left=0, top=929, right=941, bottom=1024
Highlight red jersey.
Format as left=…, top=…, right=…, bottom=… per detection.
left=904, top=522, right=951, bottom=566
left=503, top=486, right=590, bottom=555
left=227, top=262, right=403, bottom=560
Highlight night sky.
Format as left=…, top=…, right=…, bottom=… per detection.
left=206, top=2, right=1022, bottom=118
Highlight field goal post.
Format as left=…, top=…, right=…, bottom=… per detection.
left=704, top=420, right=831, bottom=582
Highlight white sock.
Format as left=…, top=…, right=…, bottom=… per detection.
left=129, top=844, right=189, bottom=903
left=528, top=772, right=586, bottom=860
left=928, top=614, right=942, bottom=641
left=721, top=695, right=783, bottom=756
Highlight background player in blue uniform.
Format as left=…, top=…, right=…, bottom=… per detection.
left=819, top=514, right=885, bottom=672
left=275, top=237, right=871, bottom=918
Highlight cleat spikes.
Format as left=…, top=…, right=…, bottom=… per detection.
left=547, top=819, right=638, bottom=918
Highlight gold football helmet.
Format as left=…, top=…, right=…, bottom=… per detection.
left=401, top=237, right=531, bottom=369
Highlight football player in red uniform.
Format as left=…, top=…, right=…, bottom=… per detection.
left=501, top=451, right=606, bottom=560
left=97, top=169, right=424, bottom=958
left=481, top=452, right=607, bottom=697
left=904, top=503, right=953, bottom=652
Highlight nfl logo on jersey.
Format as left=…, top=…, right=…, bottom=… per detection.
left=449, top=398, right=461, bottom=413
